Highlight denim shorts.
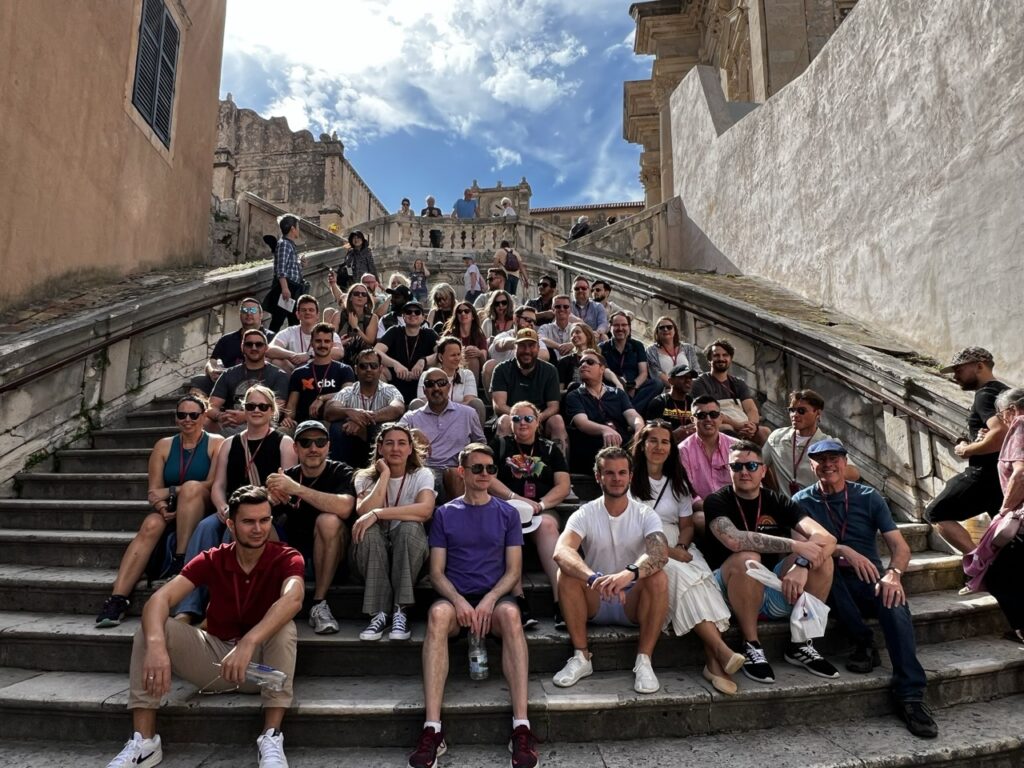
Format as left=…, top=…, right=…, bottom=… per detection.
left=714, top=559, right=793, bottom=620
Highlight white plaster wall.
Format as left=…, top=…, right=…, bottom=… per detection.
left=670, top=0, right=1024, bottom=384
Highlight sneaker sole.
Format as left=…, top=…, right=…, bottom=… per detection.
left=389, top=631, right=412, bottom=641
left=359, top=631, right=385, bottom=641
left=740, top=666, right=775, bottom=684
left=95, top=618, right=123, bottom=628
left=784, top=654, right=840, bottom=679
left=313, top=624, right=340, bottom=635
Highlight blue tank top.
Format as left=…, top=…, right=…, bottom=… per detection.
left=163, top=432, right=213, bottom=486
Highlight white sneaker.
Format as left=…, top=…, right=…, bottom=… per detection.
left=308, top=600, right=339, bottom=634
left=552, top=649, right=593, bottom=688
left=107, top=732, right=162, bottom=768
left=359, top=611, right=388, bottom=641
left=257, top=727, right=288, bottom=768
left=389, top=607, right=411, bottom=641
left=633, top=653, right=660, bottom=694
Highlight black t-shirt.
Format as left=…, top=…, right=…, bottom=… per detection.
left=380, top=326, right=439, bottom=402
left=210, top=328, right=275, bottom=368
left=490, top=436, right=568, bottom=500
left=288, top=361, right=355, bottom=422
left=645, top=392, right=694, bottom=431
left=225, top=431, right=286, bottom=495
left=969, top=380, right=1008, bottom=468
left=273, top=460, right=356, bottom=558
left=211, top=364, right=290, bottom=411
left=702, top=486, right=808, bottom=571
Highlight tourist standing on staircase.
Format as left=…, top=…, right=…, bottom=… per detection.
left=95, top=396, right=225, bottom=628
left=552, top=446, right=669, bottom=694
left=410, top=443, right=538, bottom=768
left=264, top=214, right=304, bottom=333
left=207, top=329, right=291, bottom=437
left=452, top=187, right=478, bottom=220
left=492, top=240, right=528, bottom=296
left=344, top=230, right=377, bottom=282
left=690, top=339, right=770, bottom=445
left=408, top=257, right=430, bottom=303
left=105, top=485, right=302, bottom=768
left=925, top=347, right=1008, bottom=556
left=793, top=439, right=937, bottom=738
left=421, top=195, right=444, bottom=249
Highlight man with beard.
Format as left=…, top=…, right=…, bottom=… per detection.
left=267, top=294, right=344, bottom=374
left=526, top=275, right=558, bottom=323
left=190, top=298, right=274, bottom=397
left=690, top=338, right=769, bottom=444
left=925, top=347, right=1008, bottom=555
left=645, top=363, right=698, bottom=442
left=374, top=300, right=439, bottom=405
left=283, top=323, right=355, bottom=423
left=207, top=329, right=291, bottom=435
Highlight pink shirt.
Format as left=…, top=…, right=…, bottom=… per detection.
left=678, top=432, right=737, bottom=502
left=998, top=416, right=1024, bottom=496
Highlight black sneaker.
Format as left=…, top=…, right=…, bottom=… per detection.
left=553, top=605, right=566, bottom=632
left=408, top=725, right=447, bottom=768
left=897, top=700, right=938, bottom=739
left=846, top=644, right=881, bottom=674
left=96, top=595, right=130, bottom=628
left=741, top=641, right=775, bottom=683
left=517, top=595, right=539, bottom=630
left=785, top=640, right=840, bottom=679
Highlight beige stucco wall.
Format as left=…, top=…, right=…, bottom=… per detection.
left=670, top=0, right=1024, bottom=384
left=0, top=0, right=225, bottom=309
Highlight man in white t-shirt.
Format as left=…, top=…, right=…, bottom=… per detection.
left=463, top=255, right=484, bottom=302
left=552, top=447, right=669, bottom=694
left=266, top=294, right=344, bottom=373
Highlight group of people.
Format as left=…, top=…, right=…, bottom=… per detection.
left=104, top=222, right=1020, bottom=768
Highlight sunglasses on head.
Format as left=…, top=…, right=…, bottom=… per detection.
left=694, top=411, right=721, bottom=420
left=244, top=402, right=272, bottom=412
left=243, top=341, right=266, bottom=349
left=357, top=361, right=380, bottom=370
left=511, top=414, right=536, bottom=424
left=423, top=378, right=449, bottom=389
left=656, top=324, right=674, bottom=332
left=297, top=437, right=329, bottom=448
left=403, top=308, right=423, bottom=316
left=729, top=461, right=763, bottom=472
left=175, top=411, right=202, bottom=420
left=467, top=463, right=498, bottom=475
left=788, top=406, right=810, bottom=415
left=240, top=306, right=261, bottom=315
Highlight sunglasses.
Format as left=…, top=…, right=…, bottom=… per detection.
left=243, top=341, right=266, bottom=349
left=694, top=411, right=721, bottom=420
left=175, top=411, right=202, bottom=420
left=656, top=325, right=675, bottom=332
left=244, top=402, right=272, bottom=412
left=520, top=318, right=536, bottom=325
left=467, top=463, right=498, bottom=475
left=349, top=291, right=369, bottom=298
left=539, top=282, right=554, bottom=289
left=729, top=461, right=763, bottom=472
left=511, top=414, right=536, bottom=424
left=573, top=287, right=587, bottom=291
left=579, top=359, right=600, bottom=366
left=357, top=362, right=380, bottom=370
left=403, top=308, right=423, bottom=316
left=423, top=379, right=449, bottom=389
left=456, top=308, right=474, bottom=315
left=494, top=300, right=509, bottom=307
left=240, top=306, right=261, bottom=315
left=553, top=304, right=571, bottom=310
left=788, top=406, right=811, bottom=415
left=297, top=437, right=329, bottom=448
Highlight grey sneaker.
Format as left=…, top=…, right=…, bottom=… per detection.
left=308, top=600, right=339, bottom=635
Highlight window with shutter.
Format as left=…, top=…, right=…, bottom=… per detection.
left=131, top=0, right=179, bottom=147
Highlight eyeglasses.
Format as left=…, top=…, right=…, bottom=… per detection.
left=240, top=306, right=261, bottom=315
left=729, top=461, right=763, bottom=472
left=656, top=325, right=674, bottom=332
left=175, top=411, right=202, bottom=420
left=243, top=341, right=266, bottom=349
left=297, top=437, right=329, bottom=448
left=456, top=308, right=473, bottom=315
left=494, top=300, right=509, bottom=307
left=403, top=308, right=423, bottom=316
left=553, top=304, right=571, bottom=310
left=788, top=406, right=810, bottom=415
left=511, top=415, right=536, bottom=424
left=423, top=379, right=449, bottom=389
left=694, top=411, right=721, bottom=420
left=357, top=362, right=380, bottom=370
left=579, top=359, right=600, bottom=367
left=244, top=402, right=272, bottom=412
left=467, top=463, right=498, bottom=475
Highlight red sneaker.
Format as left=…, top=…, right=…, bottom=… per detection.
left=408, top=726, right=446, bottom=768
left=509, top=724, right=539, bottom=768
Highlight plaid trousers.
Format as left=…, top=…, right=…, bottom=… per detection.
left=350, top=521, right=429, bottom=614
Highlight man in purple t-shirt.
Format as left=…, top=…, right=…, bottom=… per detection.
left=409, top=444, right=537, bottom=768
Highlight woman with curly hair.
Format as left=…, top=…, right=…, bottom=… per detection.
left=481, top=289, right=515, bottom=341
left=442, top=300, right=488, bottom=380
left=325, top=284, right=377, bottom=365
left=426, top=282, right=456, bottom=334
left=557, top=322, right=623, bottom=389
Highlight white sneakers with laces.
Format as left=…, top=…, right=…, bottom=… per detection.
left=106, top=732, right=162, bottom=768
left=257, top=727, right=288, bottom=768
left=632, top=653, right=660, bottom=694
left=308, top=600, right=339, bottom=635
left=552, top=649, right=593, bottom=687
left=389, top=606, right=411, bottom=641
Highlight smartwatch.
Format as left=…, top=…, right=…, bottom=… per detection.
left=794, top=556, right=811, bottom=569
left=626, top=564, right=640, bottom=581
left=587, top=572, right=603, bottom=587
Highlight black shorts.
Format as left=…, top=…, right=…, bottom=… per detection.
left=925, top=464, right=1005, bottom=523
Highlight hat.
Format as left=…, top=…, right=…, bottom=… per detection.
left=513, top=328, right=540, bottom=344
left=294, top=420, right=329, bottom=439
left=507, top=498, right=542, bottom=535
left=401, top=300, right=424, bottom=312
left=668, top=363, right=696, bottom=378
left=386, top=285, right=412, bottom=298
left=807, top=438, right=847, bottom=457
left=939, top=346, right=994, bottom=373
left=462, top=254, right=474, bottom=261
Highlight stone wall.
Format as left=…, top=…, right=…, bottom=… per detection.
left=669, top=0, right=1024, bottom=384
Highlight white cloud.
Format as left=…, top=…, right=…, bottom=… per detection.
left=488, top=146, right=523, bottom=171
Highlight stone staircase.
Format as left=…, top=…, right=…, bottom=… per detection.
left=0, top=392, right=1019, bottom=766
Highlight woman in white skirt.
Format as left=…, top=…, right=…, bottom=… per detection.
left=630, top=420, right=745, bottom=694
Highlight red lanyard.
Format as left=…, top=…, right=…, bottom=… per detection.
left=177, top=433, right=201, bottom=485
left=661, top=344, right=680, bottom=366
left=311, top=362, right=330, bottom=399
left=734, top=491, right=762, bottom=532
left=818, top=482, right=849, bottom=541
left=387, top=474, right=408, bottom=509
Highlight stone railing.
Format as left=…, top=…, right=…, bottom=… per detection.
left=563, top=198, right=687, bottom=271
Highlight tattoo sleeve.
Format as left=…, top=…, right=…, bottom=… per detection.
left=635, top=531, right=669, bottom=576
left=709, top=516, right=794, bottom=554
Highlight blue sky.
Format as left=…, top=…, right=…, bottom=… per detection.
left=219, top=0, right=653, bottom=212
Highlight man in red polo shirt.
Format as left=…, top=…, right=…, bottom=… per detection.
left=106, top=486, right=304, bottom=768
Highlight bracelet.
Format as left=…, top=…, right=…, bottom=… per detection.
left=587, top=572, right=603, bottom=587
left=886, top=567, right=903, bottom=576
left=508, top=491, right=515, bottom=501
left=370, top=511, right=379, bottom=522
left=539, top=501, right=545, bottom=512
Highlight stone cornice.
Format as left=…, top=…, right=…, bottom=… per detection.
left=623, top=80, right=659, bottom=145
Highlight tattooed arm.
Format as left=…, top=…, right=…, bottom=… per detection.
left=634, top=531, right=669, bottom=576
left=710, top=515, right=796, bottom=554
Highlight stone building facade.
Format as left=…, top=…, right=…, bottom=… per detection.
left=0, top=0, right=227, bottom=309
left=530, top=202, right=645, bottom=234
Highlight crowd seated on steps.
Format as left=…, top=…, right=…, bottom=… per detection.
left=103, top=227, right=1024, bottom=765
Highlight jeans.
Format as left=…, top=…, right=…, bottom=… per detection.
left=828, top=567, right=927, bottom=702
left=173, top=514, right=230, bottom=617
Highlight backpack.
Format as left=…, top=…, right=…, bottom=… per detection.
left=504, top=248, right=520, bottom=272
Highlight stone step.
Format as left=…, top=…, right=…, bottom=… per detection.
left=0, top=636, right=1019, bottom=746
left=0, top=590, right=1005, bottom=677
left=137, top=395, right=189, bottom=411
left=887, top=550, right=965, bottom=594
left=0, top=500, right=150, bottom=531
left=16, top=472, right=149, bottom=500
left=126, top=409, right=184, bottom=428
left=0, top=530, right=133, bottom=568
left=8, top=693, right=1024, bottom=767
left=92, top=427, right=174, bottom=449
left=56, top=449, right=151, bottom=474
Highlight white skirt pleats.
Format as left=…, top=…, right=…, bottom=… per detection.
left=662, top=525, right=731, bottom=635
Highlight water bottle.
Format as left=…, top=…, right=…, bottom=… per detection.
left=468, top=633, right=489, bottom=680
left=216, top=662, right=287, bottom=691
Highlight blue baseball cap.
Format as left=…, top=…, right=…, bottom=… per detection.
left=807, top=438, right=847, bottom=457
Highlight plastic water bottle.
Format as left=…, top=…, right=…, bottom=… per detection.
left=216, top=662, right=287, bottom=691
left=468, top=633, right=489, bottom=680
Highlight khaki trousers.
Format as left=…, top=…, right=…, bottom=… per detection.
left=128, top=618, right=297, bottom=709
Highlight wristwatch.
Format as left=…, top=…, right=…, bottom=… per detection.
left=626, top=564, right=640, bottom=581
left=587, top=572, right=604, bottom=587
left=794, top=556, right=811, bottom=569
